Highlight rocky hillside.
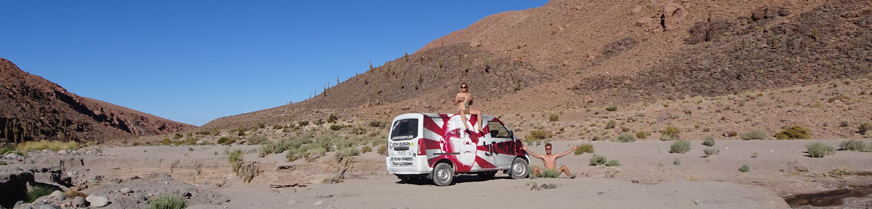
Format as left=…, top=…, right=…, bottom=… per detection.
left=203, top=0, right=871, bottom=130
left=0, top=58, right=195, bottom=142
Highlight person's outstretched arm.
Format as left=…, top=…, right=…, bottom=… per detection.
left=522, top=146, right=544, bottom=159
left=556, top=145, right=579, bottom=158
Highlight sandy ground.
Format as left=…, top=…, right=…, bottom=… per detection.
left=11, top=138, right=872, bottom=209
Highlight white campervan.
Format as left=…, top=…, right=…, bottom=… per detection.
left=385, top=113, right=529, bottom=186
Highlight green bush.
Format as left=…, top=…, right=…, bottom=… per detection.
left=160, top=138, right=172, bottom=145
left=589, top=154, right=607, bottom=166
left=702, top=136, right=715, bottom=146
left=237, top=130, right=245, bottom=136
left=361, top=146, right=372, bottom=153
left=525, top=129, right=551, bottom=141
left=704, top=148, right=719, bottom=156
left=217, top=137, right=228, bottom=144
left=669, top=140, right=691, bottom=154
left=330, top=125, right=343, bottom=131
left=340, top=147, right=360, bottom=156
left=228, top=149, right=243, bottom=172
left=26, top=186, right=56, bottom=203
left=635, top=131, right=649, bottom=139
left=739, top=165, right=750, bottom=172
left=859, top=123, right=872, bottom=135
left=574, top=143, right=594, bottom=155
left=673, top=158, right=681, bottom=165
left=548, top=114, right=559, bottom=122
left=605, top=120, right=616, bottom=129
left=775, top=125, right=812, bottom=140
left=327, top=114, right=339, bottom=124
left=659, top=134, right=674, bottom=141
left=605, top=159, right=621, bottom=166
left=173, top=133, right=183, bottom=139
left=145, top=194, right=188, bottom=209
left=247, top=135, right=267, bottom=145
left=298, top=121, right=310, bottom=127
left=740, top=130, right=769, bottom=140
left=377, top=145, right=387, bottom=155
left=538, top=169, right=561, bottom=178
left=661, top=126, right=680, bottom=139
left=839, top=140, right=867, bottom=151
left=806, top=142, right=835, bottom=158
left=616, top=133, right=636, bottom=142
left=605, top=105, right=617, bottom=112
left=0, top=161, right=6, bottom=165
left=285, top=149, right=302, bottom=162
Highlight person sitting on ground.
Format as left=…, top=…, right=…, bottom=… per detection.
left=453, top=83, right=484, bottom=133
left=523, top=143, right=578, bottom=178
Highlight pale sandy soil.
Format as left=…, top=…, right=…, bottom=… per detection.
left=16, top=138, right=871, bottom=208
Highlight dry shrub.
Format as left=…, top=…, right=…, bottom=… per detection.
left=525, top=129, right=552, bottom=141
left=574, top=143, right=594, bottom=155
left=775, top=125, right=812, bottom=140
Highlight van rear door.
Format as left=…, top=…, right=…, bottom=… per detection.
left=388, top=117, right=419, bottom=167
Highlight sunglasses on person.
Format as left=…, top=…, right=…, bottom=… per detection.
left=461, top=86, right=468, bottom=89
left=545, top=147, right=552, bottom=150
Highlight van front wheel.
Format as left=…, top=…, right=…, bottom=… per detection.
left=432, top=163, right=454, bottom=186
left=510, top=158, right=529, bottom=179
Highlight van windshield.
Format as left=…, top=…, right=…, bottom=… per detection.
left=390, top=119, right=418, bottom=141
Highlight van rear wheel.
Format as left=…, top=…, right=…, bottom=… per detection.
left=432, top=163, right=454, bottom=186
left=510, top=158, right=529, bottom=179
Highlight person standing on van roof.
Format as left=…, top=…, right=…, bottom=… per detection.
left=454, top=82, right=485, bottom=134
left=523, top=143, right=578, bottom=179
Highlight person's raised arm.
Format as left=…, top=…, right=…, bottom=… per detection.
left=522, top=146, right=543, bottom=159
left=556, top=145, right=579, bottom=158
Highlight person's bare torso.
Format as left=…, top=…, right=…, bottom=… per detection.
left=540, top=154, right=559, bottom=169
left=455, top=92, right=473, bottom=109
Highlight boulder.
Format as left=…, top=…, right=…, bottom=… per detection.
left=583, top=95, right=595, bottom=103
left=422, top=102, right=431, bottom=108
left=4, top=153, right=21, bottom=159
left=470, top=41, right=482, bottom=47
left=358, top=102, right=373, bottom=108
left=72, top=197, right=86, bottom=207
left=120, top=187, right=132, bottom=193
left=49, top=190, right=66, bottom=201
left=86, top=195, right=110, bottom=207
left=57, top=150, right=68, bottom=155
left=661, top=3, right=688, bottom=30
left=635, top=17, right=652, bottom=27
left=632, top=5, right=643, bottom=13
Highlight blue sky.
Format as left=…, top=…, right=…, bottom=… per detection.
left=0, top=1, right=546, bottom=126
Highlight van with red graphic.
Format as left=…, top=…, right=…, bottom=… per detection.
left=385, top=113, right=529, bottom=186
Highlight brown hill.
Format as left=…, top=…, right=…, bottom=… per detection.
left=203, top=0, right=871, bottom=131
left=0, top=58, right=195, bottom=142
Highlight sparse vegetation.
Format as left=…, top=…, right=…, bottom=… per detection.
left=340, top=147, right=360, bottom=156
left=859, top=123, right=872, bottom=135
left=635, top=131, right=649, bottom=139
left=574, top=143, right=594, bottom=155
left=700, top=136, right=714, bottom=147
left=704, top=148, right=719, bottom=156
left=669, top=140, right=691, bottom=154
left=673, top=158, right=681, bottom=165
left=616, top=133, right=636, bottom=142
left=605, top=120, right=616, bottom=129
left=589, top=154, right=607, bottom=166
left=548, top=114, right=559, bottom=122
left=330, top=124, right=343, bottom=131
left=806, top=142, right=835, bottom=158
left=605, top=159, right=621, bottom=166
left=839, top=139, right=867, bottom=151
left=661, top=126, right=680, bottom=140
left=525, top=129, right=552, bottom=141
left=327, top=114, right=339, bottom=124
left=361, top=146, right=372, bottom=153
left=17, top=140, right=79, bottom=151
left=775, top=125, right=812, bottom=140
left=145, top=194, right=188, bottom=209
left=539, top=169, right=561, bottom=178
left=740, top=130, right=769, bottom=140
left=606, top=105, right=617, bottom=111
left=377, top=145, right=387, bottom=155
left=739, top=165, right=750, bottom=172
left=26, top=185, right=56, bottom=203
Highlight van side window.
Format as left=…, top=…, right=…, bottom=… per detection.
left=487, top=121, right=510, bottom=138
left=390, top=119, right=418, bottom=141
